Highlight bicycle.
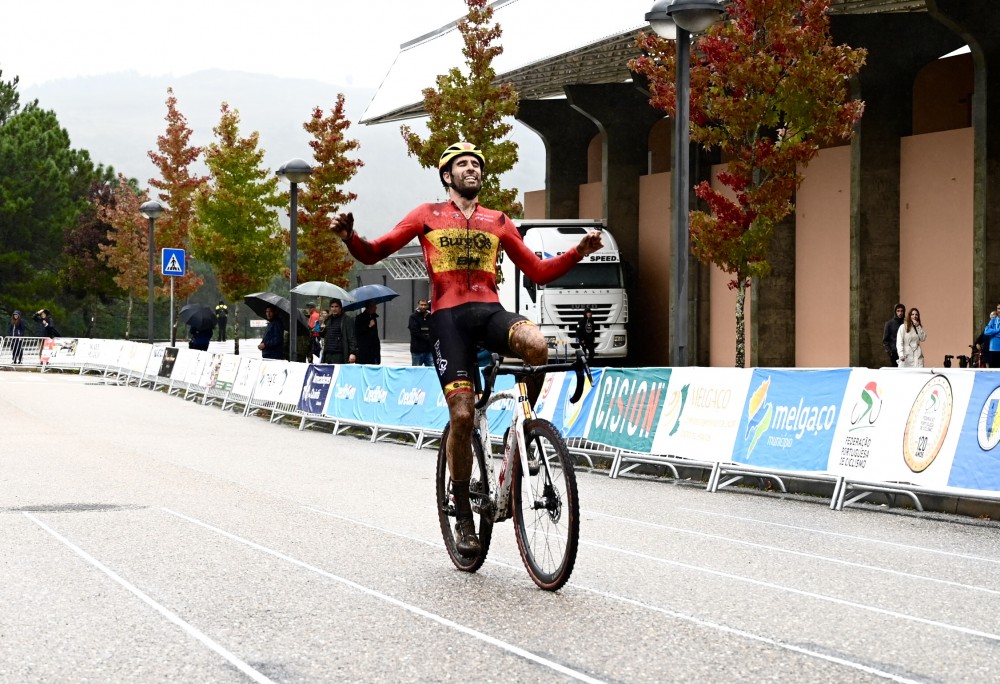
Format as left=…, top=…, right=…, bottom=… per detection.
left=435, top=349, right=591, bottom=591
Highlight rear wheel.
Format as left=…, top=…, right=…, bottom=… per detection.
left=512, top=419, right=579, bottom=591
left=436, top=423, right=493, bottom=572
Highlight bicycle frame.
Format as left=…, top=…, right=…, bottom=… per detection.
left=473, top=378, right=534, bottom=524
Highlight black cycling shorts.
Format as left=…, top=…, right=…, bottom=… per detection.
left=429, top=302, right=533, bottom=397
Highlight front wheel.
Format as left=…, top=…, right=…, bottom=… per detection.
left=512, top=419, right=579, bottom=591
left=436, top=423, right=493, bottom=573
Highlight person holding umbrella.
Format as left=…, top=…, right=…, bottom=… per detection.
left=331, top=141, right=602, bottom=557
left=258, top=306, right=285, bottom=359
left=354, top=301, right=381, bottom=365
left=320, top=299, right=356, bottom=364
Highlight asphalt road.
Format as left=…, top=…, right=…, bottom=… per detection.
left=3, top=370, right=1000, bottom=683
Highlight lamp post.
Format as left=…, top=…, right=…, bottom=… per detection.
left=646, top=0, right=724, bottom=367
left=277, top=158, right=313, bottom=362
left=139, top=200, right=166, bottom=344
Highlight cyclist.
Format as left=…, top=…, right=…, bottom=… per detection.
left=332, top=141, right=602, bottom=556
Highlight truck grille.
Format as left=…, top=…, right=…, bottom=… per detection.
left=552, top=304, right=613, bottom=325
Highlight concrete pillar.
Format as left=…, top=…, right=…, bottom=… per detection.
left=832, top=13, right=964, bottom=367
left=565, top=83, right=665, bottom=365
left=750, top=211, right=796, bottom=367
left=516, top=99, right=598, bottom=219
left=927, top=0, right=1000, bottom=333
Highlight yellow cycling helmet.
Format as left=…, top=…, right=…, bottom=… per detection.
left=438, top=142, right=486, bottom=184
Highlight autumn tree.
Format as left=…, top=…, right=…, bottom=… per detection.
left=148, top=88, right=209, bottom=335
left=296, top=95, right=363, bottom=288
left=97, top=173, right=149, bottom=339
left=631, top=0, right=865, bottom=366
left=61, top=180, right=120, bottom=336
left=191, top=102, right=285, bottom=355
left=401, top=0, right=521, bottom=216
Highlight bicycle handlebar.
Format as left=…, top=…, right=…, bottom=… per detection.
left=474, top=348, right=593, bottom=410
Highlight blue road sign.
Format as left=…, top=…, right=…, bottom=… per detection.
left=161, top=248, right=186, bottom=277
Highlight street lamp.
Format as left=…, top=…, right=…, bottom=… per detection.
left=646, top=0, right=724, bottom=367
left=139, top=200, right=166, bottom=344
left=277, top=158, right=313, bottom=362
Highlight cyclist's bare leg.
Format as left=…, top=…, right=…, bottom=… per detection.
left=445, top=386, right=480, bottom=555
left=445, top=389, right=475, bottom=480
left=509, top=322, right=548, bottom=404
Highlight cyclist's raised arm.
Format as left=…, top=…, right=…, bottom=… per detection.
left=334, top=209, right=424, bottom=265
left=499, top=221, right=603, bottom=285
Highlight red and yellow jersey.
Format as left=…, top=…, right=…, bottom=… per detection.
left=344, top=201, right=583, bottom=311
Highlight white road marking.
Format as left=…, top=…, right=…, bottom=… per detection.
left=162, top=507, right=607, bottom=684
left=585, top=509, right=1000, bottom=595
left=24, top=512, right=274, bottom=684
left=680, top=507, right=1000, bottom=565
left=582, top=536, right=1000, bottom=643
left=304, top=506, right=922, bottom=683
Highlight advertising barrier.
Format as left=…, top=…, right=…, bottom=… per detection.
left=9, top=335, right=1000, bottom=511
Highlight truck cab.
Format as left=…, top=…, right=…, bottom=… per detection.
left=499, top=220, right=628, bottom=360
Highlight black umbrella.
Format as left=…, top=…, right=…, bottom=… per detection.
left=243, top=292, right=310, bottom=333
left=178, top=304, right=216, bottom=331
left=341, top=284, right=399, bottom=312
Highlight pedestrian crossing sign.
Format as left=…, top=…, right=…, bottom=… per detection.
left=161, top=248, right=186, bottom=277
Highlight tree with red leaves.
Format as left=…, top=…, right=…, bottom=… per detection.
left=97, top=174, right=150, bottom=339
left=295, top=95, right=363, bottom=289
left=148, top=88, right=209, bottom=337
left=631, top=0, right=865, bottom=366
left=401, top=0, right=521, bottom=217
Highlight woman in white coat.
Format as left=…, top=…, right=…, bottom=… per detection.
left=896, top=307, right=927, bottom=367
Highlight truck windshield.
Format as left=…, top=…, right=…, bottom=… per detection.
left=544, top=262, right=622, bottom=289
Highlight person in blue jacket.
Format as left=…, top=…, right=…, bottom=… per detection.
left=257, top=306, right=286, bottom=360
left=983, top=303, right=1000, bottom=367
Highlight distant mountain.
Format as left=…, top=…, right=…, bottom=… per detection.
left=23, top=70, right=545, bottom=235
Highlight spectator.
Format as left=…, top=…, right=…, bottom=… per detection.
left=32, top=309, right=59, bottom=338
left=189, top=325, right=212, bottom=351
left=982, top=303, right=1000, bottom=367
left=307, top=302, right=321, bottom=362
left=355, top=301, right=381, bottom=365
left=896, top=307, right=926, bottom=367
left=574, top=306, right=598, bottom=363
left=408, top=299, right=433, bottom=366
left=214, top=300, right=229, bottom=342
left=257, top=305, right=285, bottom=359
left=8, top=310, right=25, bottom=364
left=320, top=299, right=357, bottom=364
left=882, top=303, right=905, bottom=367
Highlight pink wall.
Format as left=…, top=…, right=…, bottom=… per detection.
left=900, top=128, right=974, bottom=367
left=520, top=127, right=974, bottom=370
left=795, top=146, right=851, bottom=367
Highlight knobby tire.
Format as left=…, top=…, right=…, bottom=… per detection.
left=436, top=423, right=493, bottom=573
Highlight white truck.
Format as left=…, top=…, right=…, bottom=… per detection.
left=499, top=219, right=628, bottom=360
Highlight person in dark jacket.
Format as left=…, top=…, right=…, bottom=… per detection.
left=189, top=326, right=212, bottom=351
left=882, top=303, right=905, bottom=367
left=8, top=310, right=26, bottom=364
left=354, top=301, right=381, bottom=365
left=408, top=299, right=433, bottom=366
left=32, top=309, right=59, bottom=338
left=574, top=306, right=598, bottom=363
left=321, top=299, right=357, bottom=364
left=258, top=306, right=285, bottom=360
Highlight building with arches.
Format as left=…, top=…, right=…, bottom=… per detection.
left=363, top=0, right=999, bottom=368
